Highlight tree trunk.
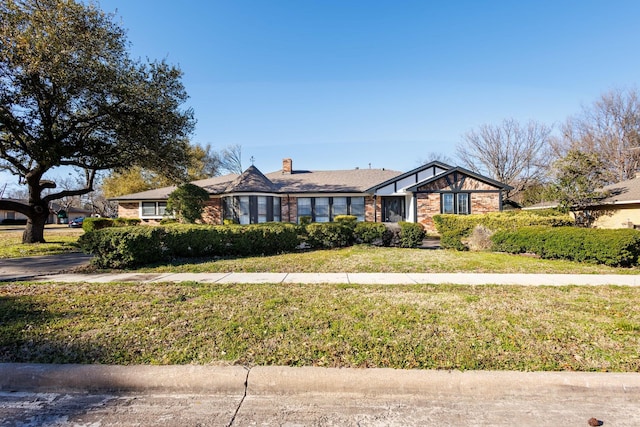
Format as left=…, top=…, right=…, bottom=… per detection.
left=22, top=211, right=48, bottom=244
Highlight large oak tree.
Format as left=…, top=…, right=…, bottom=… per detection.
left=0, top=0, right=195, bottom=243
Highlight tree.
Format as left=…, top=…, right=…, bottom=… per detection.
left=549, top=150, right=608, bottom=226
left=220, top=144, right=243, bottom=174
left=166, top=183, right=210, bottom=223
left=554, top=88, right=640, bottom=184
left=456, top=118, right=552, bottom=200
left=0, top=0, right=194, bottom=243
left=101, top=144, right=222, bottom=198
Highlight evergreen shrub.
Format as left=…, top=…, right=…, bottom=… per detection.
left=491, top=226, right=640, bottom=267
left=433, top=210, right=573, bottom=250
left=399, top=221, right=426, bottom=248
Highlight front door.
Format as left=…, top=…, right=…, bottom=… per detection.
left=382, top=197, right=405, bottom=222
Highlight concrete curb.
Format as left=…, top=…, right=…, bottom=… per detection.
left=2, top=364, right=640, bottom=397
left=0, top=363, right=247, bottom=394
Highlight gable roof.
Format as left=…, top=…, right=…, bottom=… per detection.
left=365, top=161, right=453, bottom=193
left=405, top=166, right=513, bottom=192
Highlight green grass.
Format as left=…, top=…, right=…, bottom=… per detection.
left=0, top=229, right=83, bottom=259
left=2, top=282, right=639, bottom=371
left=137, top=245, right=640, bottom=274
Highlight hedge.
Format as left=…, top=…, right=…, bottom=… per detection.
left=354, top=222, right=390, bottom=246
left=306, top=222, right=354, bottom=248
left=433, top=210, right=574, bottom=250
left=82, top=217, right=141, bottom=232
left=491, top=226, right=640, bottom=267
left=79, top=223, right=300, bottom=268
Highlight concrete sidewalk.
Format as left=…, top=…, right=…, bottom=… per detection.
left=31, top=271, right=640, bottom=285
left=1, top=364, right=639, bottom=426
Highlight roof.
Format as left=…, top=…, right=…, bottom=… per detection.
left=110, top=167, right=402, bottom=201
left=404, top=166, right=513, bottom=192
left=600, top=175, right=640, bottom=204
left=365, top=161, right=453, bottom=193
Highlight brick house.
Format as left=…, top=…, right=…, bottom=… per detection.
left=111, top=159, right=510, bottom=233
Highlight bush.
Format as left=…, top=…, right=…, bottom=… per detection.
left=306, top=222, right=354, bottom=248
left=112, top=218, right=141, bottom=227
left=78, top=226, right=166, bottom=268
left=80, top=223, right=301, bottom=268
left=399, top=222, right=425, bottom=248
left=433, top=210, right=573, bottom=250
left=491, top=227, right=640, bottom=267
left=354, top=222, right=390, bottom=246
left=82, top=217, right=113, bottom=232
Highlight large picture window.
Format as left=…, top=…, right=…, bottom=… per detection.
left=441, top=193, right=470, bottom=215
left=297, top=196, right=366, bottom=223
left=223, top=196, right=281, bottom=224
left=141, top=201, right=167, bottom=217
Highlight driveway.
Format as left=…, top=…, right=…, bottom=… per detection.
left=0, top=253, right=93, bottom=281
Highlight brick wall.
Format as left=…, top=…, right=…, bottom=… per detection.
left=117, top=202, right=139, bottom=219
left=202, top=198, right=222, bottom=224
left=281, top=196, right=297, bottom=223
left=416, top=193, right=441, bottom=233
left=471, top=193, right=500, bottom=214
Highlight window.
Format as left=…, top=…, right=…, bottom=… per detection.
left=442, top=194, right=455, bottom=214
left=315, top=198, right=330, bottom=222
left=224, top=196, right=282, bottom=224
left=298, top=196, right=366, bottom=223
left=238, top=196, right=250, bottom=225
left=297, top=198, right=312, bottom=223
left=350, top=197, right=365, bottom=221
left=441, top=193, right=470, bottom=215
left=332, top=197, right=348, bottom=217
left=257, top=196, right=268, bottom=223
left=141, top=201, right=166, bottom=217
left=273, top=197, right=281, bottom=222
left=457, top=193, right=470, bottom=215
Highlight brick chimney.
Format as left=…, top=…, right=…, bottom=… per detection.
left=282, top=158, right=292, bottom=174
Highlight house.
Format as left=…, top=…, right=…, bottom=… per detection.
left=590, top=175, right=640, bottom=229
left=111, top=158, right=511, bottom=233
left=0, top=199, right=92, bottom=224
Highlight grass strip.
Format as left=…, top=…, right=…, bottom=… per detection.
left=2, top=282, right=639, bottom=371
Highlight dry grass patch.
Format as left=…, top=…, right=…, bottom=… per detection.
left=0, top=229, right=83, bottom=258
left=2, top=282, right=639, bottom=371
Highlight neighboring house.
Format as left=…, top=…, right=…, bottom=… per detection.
left=590, top=175, right=640, bottom=229
left=0, top=199, right=92, bottom=224
left=111, top=158, right=511, bottom=233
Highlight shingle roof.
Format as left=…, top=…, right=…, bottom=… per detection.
left=109, top=167, right=402, bottom=201
left=601, top=176, right=640, bottom=204
left=266, top=168, right=402, bottom=193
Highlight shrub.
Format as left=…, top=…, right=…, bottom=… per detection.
left=82, top=217, right=113, bottom=232
left=433, top=210, right=573, bottom=250
left=80, top=223, right=301, bottom=267
left=78, top=226, right=165, bottom=268
left=306, top=222, right=354, bottom=248
left=112, top=218, right=141, bottom=227
left=491, top=227, right=640, bottom=267
left=398, top=221, right=425, bottom=248
left=354, top=222, right=390, bottom=246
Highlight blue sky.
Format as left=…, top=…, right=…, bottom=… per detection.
left=3, top=0, right=640, bottom=193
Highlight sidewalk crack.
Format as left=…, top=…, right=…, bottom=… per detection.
left=227, top=366, right=250, bottom=427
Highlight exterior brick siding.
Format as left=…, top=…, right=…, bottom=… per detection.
left=117, top=202, right=139, bottom=219
left=202, top=198, right=222, bottom=224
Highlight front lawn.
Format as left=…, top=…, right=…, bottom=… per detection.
left=2, top=282, right=639, bottom=371
left=138, top=245, right=640, bottom=275
left=0, top=228, right=83, bottom=259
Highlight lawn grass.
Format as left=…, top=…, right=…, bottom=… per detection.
left=0, top=229, right=83, bottom=259
left=1, top=282, right=639, bottom=371
left=138, top=245, right=640, bottom=275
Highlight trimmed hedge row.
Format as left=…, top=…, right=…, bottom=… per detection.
left=82, top=217, right=141, bottom=232
left=433, top=210, right=574, bottom=250
left=79, top=223, right=300, bottom=268
left=491, top=226, right=640, bottom=267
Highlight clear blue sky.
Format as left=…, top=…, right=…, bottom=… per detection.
left=3, top=0, right=640, bottom=193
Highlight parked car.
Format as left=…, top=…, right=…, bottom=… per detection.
left=68, top=217, right=84, bottom=228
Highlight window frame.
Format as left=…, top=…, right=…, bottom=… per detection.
left=440, top=192, right=471, bottom=215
